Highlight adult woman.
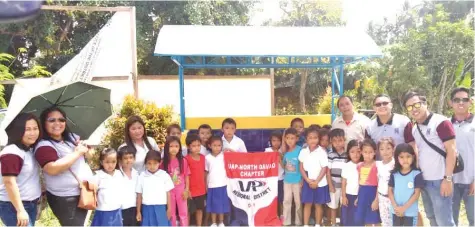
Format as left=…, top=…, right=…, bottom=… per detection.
left=34, top=107, right=93, bottom=226
left=0, top=113, right=42, bottom=226
left=119, top=115, right=159, bottom=173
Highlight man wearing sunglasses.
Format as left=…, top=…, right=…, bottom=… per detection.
left=449, top=87, right=474, bottom=226
left=366, top=94, right=414, bottom=154
left=403, top=91, right=457, bottom=227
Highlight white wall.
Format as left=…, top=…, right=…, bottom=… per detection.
left=0, top=76, right=271, bottom=145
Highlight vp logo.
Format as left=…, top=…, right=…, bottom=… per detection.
left=238, top=180, right=266, bottom=192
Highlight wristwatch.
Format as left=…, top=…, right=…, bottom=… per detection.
left=444, top=175, right=453, bottom=182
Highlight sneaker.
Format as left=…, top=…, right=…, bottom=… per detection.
left=210, top=223, right=218, bottom=227
left=218, top=223, right=225, bottom=227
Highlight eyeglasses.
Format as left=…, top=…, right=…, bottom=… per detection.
left=452, top=98, right=470, bottom=103
left=406, top=102, right=423, bottom=112
left=374, top=101, right=390, bottom=107
left=47, top=117, right=66, bottom=123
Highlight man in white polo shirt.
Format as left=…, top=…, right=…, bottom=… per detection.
left=449, top=87, right=474, bottom=226
left=332, top=96, right=371, bottom=144
left=403, top=91, right=456, bottom=227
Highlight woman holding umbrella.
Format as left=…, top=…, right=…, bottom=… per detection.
left=0, top=113, right=42, bottom=227
left=119, top=115, right=160, bottom=173
left=34, top=106, right=94, bottom=226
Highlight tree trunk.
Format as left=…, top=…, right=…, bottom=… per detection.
left=299, top=69, right=308, bottom=112
left=437, top=67, right=448, bottom=113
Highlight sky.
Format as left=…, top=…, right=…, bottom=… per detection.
left=250, top=0, right=423, bottom=29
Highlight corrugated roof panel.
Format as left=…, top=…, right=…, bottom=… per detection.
left=154, top=25, right=382, bottom=57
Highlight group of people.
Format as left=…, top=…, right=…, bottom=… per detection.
left=0, top=87, right=472, bottom=227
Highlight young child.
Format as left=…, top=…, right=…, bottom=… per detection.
left=185, top=134, right=207, bottom=226
left=118, top=146, right=140, bottom=226
left=206, top=136, right=230, bottom=227
left=322, top=124, right=332, bottom=131
left=388, top=143, right=424, bottom=226
left=91, top=148, right=123, bottom=226
left=161, top=136, right=190, bottom=226
left=326, top=128, right=348, bottom=226
left=167, top=124, right=188, bottom=156
left=221, top=118, right=247, bottom=152
left=318, top=129, right=331, bottom=153
left=376, top=137, right=396, bottom=227
left=290, top=118, right=305, bottom=147
left=136, top=150, right=174, bottom=226
left=355, top=139, right=381, bottom=226
left=265, top=131, right=284, bottom=221
left=341, top=140, right=363, bottom=226
left=198, top=124, right=212, bottom=156
left=282, top=128, right=303, bottom=226
left=299, top=128, right=330, bottom=227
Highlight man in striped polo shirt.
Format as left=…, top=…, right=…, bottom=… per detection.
left=449, top=87, right=474, bottom=226
left=403, top=91, right=456, bottom=227
left=326, top=128, right=347, bottom=226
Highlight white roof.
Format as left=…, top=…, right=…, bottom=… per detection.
left=154, top=25, right=382, bottom=57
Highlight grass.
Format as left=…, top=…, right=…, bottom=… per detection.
left=0, top=199, right=470, bottom=226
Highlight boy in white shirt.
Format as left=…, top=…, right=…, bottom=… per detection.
left=221, top=118, right=247, bottom=153
left=198, top=124, right=212, bottom=156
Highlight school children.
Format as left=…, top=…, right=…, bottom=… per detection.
left=318, top=129, right=331, bottom=153
left=118, top=146, right=140, bottom=226
left=388, top=143, right=424, bottom=226
left=299, top=128, right=330, bottom=227
left=206, top=136, right=230, bottom=227
left=91, top=148, right=124, bottom=226
left=327, top=128, right=347, bottom=226
left=341, top=140, right=362, bottom=226
left=136, top=150, right=174, bottom=226
left=376, top=137, right=396, bottom=227
left=290, top=118, right=306, bottom=147
left=166, top=124, right=188, bottom=156
left=161, top=136, right=190, bottom=226
left=185, top=134, right=207, bottom=226
left=198, top=124, right=212, bottom=156
left=265, top=131, right=284, bottom=221
left=355, top=139, right=381, bottom=226
left=221, top=118, right=247, bottom=152
left=282, top=128, right=303, bottom=226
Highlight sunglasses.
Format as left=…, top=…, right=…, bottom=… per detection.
left=406, top=102, right=423, bottom=112
left=452, top=98, right=470, bottom=103
left=47, top=117, right=66, bottom=123
left=374, top=101, right=390, bottom=107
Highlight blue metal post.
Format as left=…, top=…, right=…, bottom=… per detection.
left=339, top=57, right=344, bottom=95
left=178, top=58, right=186, bottom=131
left=331, top=57, right=336, bottom=123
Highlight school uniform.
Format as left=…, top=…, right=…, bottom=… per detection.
left=205, top=152, right=230, bottom=214
left=120, top=167, right=139, bottom=226
left=136, top=169, right=175, bottom=226
left=200, top=145, right=210, bottom=156
left=0, top=144, right=41, bottom=227
left=389, top=170, right=424, bottom=226
left=298, top=146, right=330, bottom=204
left=265, top=147, right=284, bottom=203
left=34, top=137, right=93, bottom=226
left=282, top=145, right=302, bottom=226
left=119, top=137, right=159, bottom=173
left=355, top=162, right=381, bottom=225
left=162, top=158, right=190, bottom=226
left=185, top=154, right=207, bottom=213
left=340, top=161, right=361, bottom=226
left=376, top=159, right=395, bottom=227
left=222, top=135, right=247, bottom=152
left=91, top=169, right=124, bottom=226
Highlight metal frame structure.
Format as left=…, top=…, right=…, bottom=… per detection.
left=154, top=26, right=382, bottom=130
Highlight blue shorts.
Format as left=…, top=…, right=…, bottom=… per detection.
left=355, top=185, right=381, bottom=225
left=278, top=180, right=284, bottom=203
left=141, top=204, right=170, bottom=226
left=91, top=209, right=123, bottom=226
left=206, top=186, right=230, bottom=214
left=301, top=182, right=330, bottom=204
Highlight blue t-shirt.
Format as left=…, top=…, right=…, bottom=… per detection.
left=297, top=136, right=306, bottom=147
left=283, top=146, right=302, bottom=184
left=388, top=169, right=424, bottom=217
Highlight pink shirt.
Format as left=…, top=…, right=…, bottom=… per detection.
left=162, top=158, right=190, bottom=190
left=357, top=162, right=378, bottom=186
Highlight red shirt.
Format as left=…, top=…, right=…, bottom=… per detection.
left=185, top=154, right=206, bottom=197
left=357, top=162, right=378, bottom=186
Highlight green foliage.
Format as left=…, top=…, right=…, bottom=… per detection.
left=101, top=95, right=176, bottom=153
left=316, top=87, right=334, bottom=114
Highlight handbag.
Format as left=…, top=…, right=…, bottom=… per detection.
left=416, top=123, right=464, bottom=174
left=69, top=168, right=97, bottom=210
